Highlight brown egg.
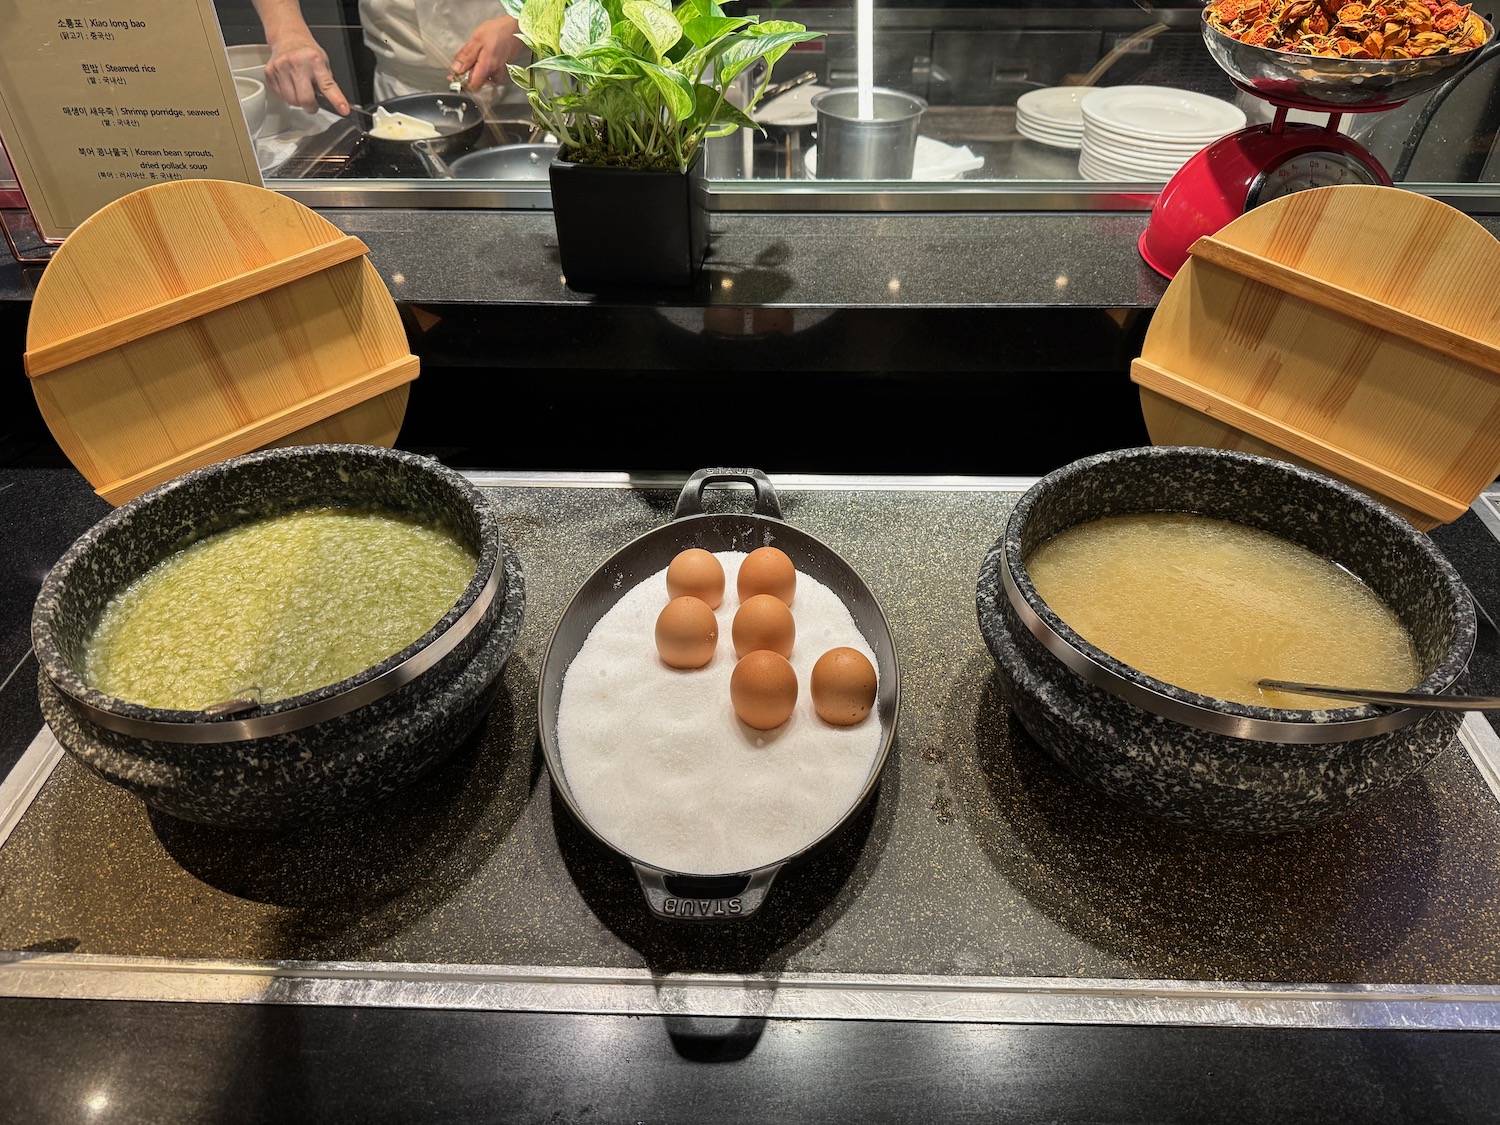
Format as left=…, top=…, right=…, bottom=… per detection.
left=655, top=596, right=719, bottom=669
left=730, top=649, right=798, bottom=730
left=666, top=548, right=725, bottom=609
left=811, top=647, right=877, bottom=726
left=731, top=593, right=795, bottom=659
left=737, top=546, right=797, bottom=606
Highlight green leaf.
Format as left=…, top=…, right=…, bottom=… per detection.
left=499, top=0, right=526, bottom=18
left=583, top=82, right=647, bottom=119
left=680, top=14, right=753, bottom=48
left=638, top=60, right=696, bottom=120
left=518, top=0, right=568, bottom=56
left=748, top=20, right=806, bottom=34
left=694, top=83, right=756, bottom=130
left=623, top=0, right=682, bottom=57
left=561, top=0, right=613, bottom=55
left=529, top=53, right=627, bottom=81
left=610, top=17, right=647, bottom=55
left=578, top=41, right=636, bottom=70
left=716, top=30, right=821, bottom=84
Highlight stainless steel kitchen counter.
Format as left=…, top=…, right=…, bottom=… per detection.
left=4, top=472, right=1500, bottom=1031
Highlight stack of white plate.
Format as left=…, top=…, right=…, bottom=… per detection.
left=1015, top=87, right=1087, bottom=151
left=1077, top=85, right=1246, bottom=182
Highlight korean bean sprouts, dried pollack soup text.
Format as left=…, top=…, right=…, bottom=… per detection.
left=1025, top=512, right=1420, bottom=708
left=83, top=508, right=477, bottom=710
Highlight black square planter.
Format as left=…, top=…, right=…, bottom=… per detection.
left=547, top=154, right=708, bottom=291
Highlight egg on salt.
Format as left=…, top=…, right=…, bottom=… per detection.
left=655, top=595, right=718, bottom=669
left=666, top=548, right=724, bottom=608
left=737, top=546, right=796, bottom=606
left=811, top=646, right=877, bottom=726
left=731, top=649, right=798, bottom=730
left=732, top=593, right=795, bottom=658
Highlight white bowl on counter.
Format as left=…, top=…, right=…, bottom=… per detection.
left=235, top=75, right=267, bottom=138
left=226, top=43, right=272, bottom=82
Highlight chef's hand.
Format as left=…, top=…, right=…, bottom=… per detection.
left=449, top=18, right=523, bottom=92
left=265, top=31, right=350, bottom=115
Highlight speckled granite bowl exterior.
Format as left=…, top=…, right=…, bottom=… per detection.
left=975, top=446, right=1476, bottom=834
left=32, top=444, right=525, bottom=829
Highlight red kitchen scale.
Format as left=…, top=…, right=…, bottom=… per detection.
left=1139, top=11, right=1498, bottom=278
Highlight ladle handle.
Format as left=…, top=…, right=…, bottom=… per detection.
left=673, top=468, right=784, bottom=521
left=1258, top=679, right=1500, bottom=711
left=632, top=863, right=783, bottom=920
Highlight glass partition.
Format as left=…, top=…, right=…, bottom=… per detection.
left=212, top=0, right=1500, bottom=208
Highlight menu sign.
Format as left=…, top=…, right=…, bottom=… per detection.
left=0, top=0, right=261, bottom=242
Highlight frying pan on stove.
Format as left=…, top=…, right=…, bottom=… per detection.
left=414, top=141, right=558, bottom=180
left=537, top=468, right=901, bottom=921
left=318, top=90, right=485, bottom=159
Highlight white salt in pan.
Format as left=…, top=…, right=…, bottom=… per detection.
left=557, top=550, right=883, bottom=875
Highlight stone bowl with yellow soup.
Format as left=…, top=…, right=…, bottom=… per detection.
left=975, top=445, right=1475, bottom=833
left=32, top=444, right=524, bottom=829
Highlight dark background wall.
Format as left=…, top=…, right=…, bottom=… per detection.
left=1, top=299, right=1155, bottom=477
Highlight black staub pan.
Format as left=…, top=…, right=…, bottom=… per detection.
left=538, top=468, right=900, bottom=921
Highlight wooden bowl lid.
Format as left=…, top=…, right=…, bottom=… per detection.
left=24, top=179, right=416, bottom=505
left=1132, top=183, right=1500, bottom=531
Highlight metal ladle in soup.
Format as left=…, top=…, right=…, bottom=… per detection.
left=1255, top=679, right=1500, bottom=711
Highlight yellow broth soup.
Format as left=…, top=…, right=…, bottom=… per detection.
left=1025, top=513, right=1420, bottom=709
left=84, top=507, right=477, bottom=710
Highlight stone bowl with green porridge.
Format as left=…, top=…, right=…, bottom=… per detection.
left=32, top=444, right=524, bottom=829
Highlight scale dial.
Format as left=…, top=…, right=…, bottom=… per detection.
left=1246, top=147, right=1385, bottom=208
left=1140, top=121, right=1394, bottom=279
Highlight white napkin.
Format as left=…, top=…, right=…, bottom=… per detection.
left=804, top=136, right=986, bottom=180
left=915, top=137, right=985, bottom=179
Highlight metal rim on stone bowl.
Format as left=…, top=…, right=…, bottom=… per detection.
left=997, top=445, right=1476, bottom=744
left=32, top=444, right=504, bottom=744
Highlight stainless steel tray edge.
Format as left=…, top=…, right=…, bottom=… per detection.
left=3, top=950, right=1500, bottom=1030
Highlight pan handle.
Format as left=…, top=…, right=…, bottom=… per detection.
left=411, top=138, right=454, bottom=178
left=632, top=863, right=783, bottom=920
left=673, top=468, right=783, bottom=521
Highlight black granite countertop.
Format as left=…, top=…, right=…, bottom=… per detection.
left=4, top=205, right=1498, bottom=311
left=1, top=207, right=1174, bottom=309
left=3, top=465, right=1500, bottom=1122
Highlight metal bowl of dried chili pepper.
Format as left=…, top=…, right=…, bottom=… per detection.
left=1202, top=2, right=1493, bottom=109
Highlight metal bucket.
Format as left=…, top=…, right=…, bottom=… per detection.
left=811, top=87, right=926, bottom=179
left=537, top=468, right=901, bottom=920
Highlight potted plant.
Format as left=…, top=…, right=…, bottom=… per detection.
left=505, top=0, right=822, bottom=289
